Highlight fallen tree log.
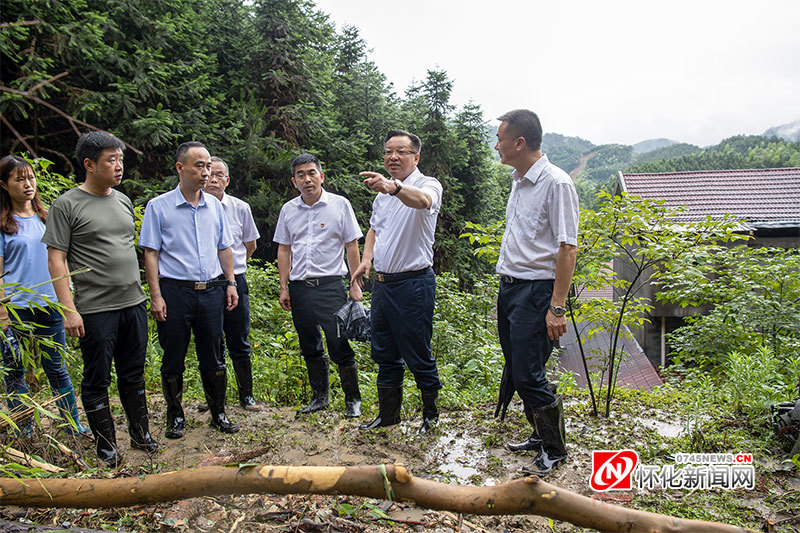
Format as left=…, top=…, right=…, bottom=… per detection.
left=0, top=463, right=752, bottom=532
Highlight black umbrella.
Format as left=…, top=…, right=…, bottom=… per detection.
left=494, top=361, right=516, bottom=421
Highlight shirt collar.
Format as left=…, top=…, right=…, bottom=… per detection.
left=512, top=154, right=550, bottom=186
left=293, top=188, right=329, bottom=209
left=400, top=167, right=423, bottom=186
left=172, top=185, right=208, bottom=207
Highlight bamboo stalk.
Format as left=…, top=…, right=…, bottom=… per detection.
left=0, top=394, right=67, bottom=430
left=2, top=447, right=64, bottom=473
left=53, top=442, right=90, bottom=471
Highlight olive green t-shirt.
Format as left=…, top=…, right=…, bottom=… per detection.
left=42, top=187, right=146, bottom=314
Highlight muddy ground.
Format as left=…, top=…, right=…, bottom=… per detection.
left=2, top=392, right=799, bottom=532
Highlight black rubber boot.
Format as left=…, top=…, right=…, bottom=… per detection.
left=419, top=388, right=439, bottom=434
left=119, top=383, right=158, bottom=454
left=339, top=363, right=362, bottom=418
left=161, top=374, right=185, bottom=439
left=231, top=357, right=260, bottom=411
left=522, top=395, right=568, bottom=477
left=82, top=391, right=123, bottom=468
left=201, top=368, right=239, bottom=434
left=298, top=356, right=330, bottom=414
left=360, top=385, right=402, bottom=430
left=507, top=403, right=542, bottom=452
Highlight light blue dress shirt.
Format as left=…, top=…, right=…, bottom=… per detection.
left=139, top=186, right=234, bottom=281
left=0, top=215, right=57, bottom=307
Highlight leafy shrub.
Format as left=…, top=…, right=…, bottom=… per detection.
left=723, top=346, right=799, bottom=415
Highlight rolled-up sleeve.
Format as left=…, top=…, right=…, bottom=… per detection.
left=550, top=181, right=579, bottom=246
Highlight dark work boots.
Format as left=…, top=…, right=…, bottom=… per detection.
left=231, top=357, right=260, bottom=411
left=419, top=388, right=439, bottom=434
left=119, top=383, right=158, bottom=454
left=507, top=402, right=542, bottom=452
left=360, top=385, right=402, bottom=430
left=82, top=391, right=123, bottom=468
left=339, top=363, right=362, bottom=418
left=200, top=368, right=239, bottom=434
left=521, top=395, right=568, bottom=477
left=298, top=357, right=330, bottom=414
left=162, top=374, right=186, bottom=439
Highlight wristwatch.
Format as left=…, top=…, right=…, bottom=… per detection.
left=549, top=305, right=567, bottom=317
left=227, top=280, right=237, bottom=287
left=389, top=179, right=403, bottom=196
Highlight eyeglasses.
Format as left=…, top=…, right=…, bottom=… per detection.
left=384, top=150, right=417, bottom=157
left=210, top=172, right=228, bottom=179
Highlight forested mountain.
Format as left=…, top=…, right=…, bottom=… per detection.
left=540, top=133, right=799, bottom=209
left=632, top=138, right=677, bottom=153
left=763, top=119, right=800, bottom=142
left=541, top=132, right=594, bottom=172
left=632, top=143, right=702, bottom=164
left=627, top=135, right=800, bottom=173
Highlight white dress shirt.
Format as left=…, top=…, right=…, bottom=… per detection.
left=273, top=189, right=362, bottom=280
left=370, top=168, right=442, bottom=274
left=220, top=193, right=260, bottom=275
left=496, top=154, right=579, bottom=279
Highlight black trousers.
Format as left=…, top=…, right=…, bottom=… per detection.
left=157, top=280, right=225, bottom=375
left=370, top=269, right=441, bottom=391
left=221, top=273, right=251, bottom=362
left=288, top=278, right=355, bottom=367
left=497, top=279, right=557, bottom=408
left=79, top=302, right=148, bottom=397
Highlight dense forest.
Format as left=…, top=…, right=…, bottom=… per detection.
left=0, top=0, right=507, bottom=282
left=2, top=0, right=799, bottom=269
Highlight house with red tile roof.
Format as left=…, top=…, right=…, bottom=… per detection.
left=614, top=167, right=800, bottom=368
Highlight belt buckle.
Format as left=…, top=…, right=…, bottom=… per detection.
left=376, top=273, right=385, bottom=282
left=304, top=279, right=319, bottom=287
left=194, top=281, right=207, bottom=290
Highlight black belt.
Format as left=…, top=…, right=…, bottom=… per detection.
left=375, top=268, right=430, bottom=283
left=289, top=275, right=343, bottom=287
left=499, top=274, right=533, bottom=284
left=161, top=277, right=227, bottom=290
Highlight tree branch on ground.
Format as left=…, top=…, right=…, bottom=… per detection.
left=0, top=463, right=752, bottom=532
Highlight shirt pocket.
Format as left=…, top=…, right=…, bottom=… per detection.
left=515, top=206, right=543, bottom=239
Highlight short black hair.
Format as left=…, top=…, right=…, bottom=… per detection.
left=176, top=141, right=206, bottom=163
left=497, top=109, right=542, bottom=151
left=210, top=156, right=229, bottom=175
left=75, top=131, right=125, bottom=171
left=290, top=153, right=321, bottom=175
left=384, top=129, right=421, bottom=153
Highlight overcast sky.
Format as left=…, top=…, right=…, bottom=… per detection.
left=313, top=0, right=800, bottom=147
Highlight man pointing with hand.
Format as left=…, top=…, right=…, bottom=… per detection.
left=353, top=129, right=443, bottom=434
